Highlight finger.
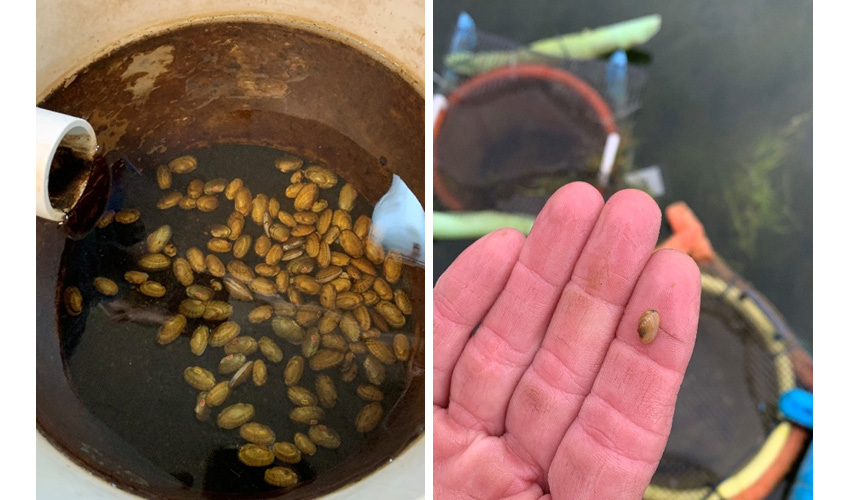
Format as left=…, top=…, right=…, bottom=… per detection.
left=503, top=189, right=662, bottom=473
left=447, top=182, right=604, bottom=434
left=548, top=249, right=701, bottom=500
left=434, top=228, right=526, bottom=407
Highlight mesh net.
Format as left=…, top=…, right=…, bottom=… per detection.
left=435, top=29, right=649, bottom=213
left=435, top=69, right=611, bottom=213
left=644, top=269, right=809, bottom=500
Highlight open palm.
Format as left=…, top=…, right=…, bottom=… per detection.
left=434, top=183, right=701, bottom=500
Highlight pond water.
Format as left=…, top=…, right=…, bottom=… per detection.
left=434, top=0, right=813, bottom=349
left=433, top=2, right=812, bottom=498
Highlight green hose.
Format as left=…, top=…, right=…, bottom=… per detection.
left=433, top=211, right=536, bottom=239
left=445, top=14, right=662, bottom=76
left=530, top=14, right=662, bottom=59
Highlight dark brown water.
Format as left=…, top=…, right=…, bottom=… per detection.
left=54, top=144, right=419, bottom=497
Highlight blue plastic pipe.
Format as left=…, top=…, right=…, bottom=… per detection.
left=779, top=388, right=813, bottom=429
left=605, top=49, right=628, bottom=115
left=443, top=12, right=477, bottom=89
left=779, top=389, right=813, bottom=500
left=788, top=443, right=813, bottom=500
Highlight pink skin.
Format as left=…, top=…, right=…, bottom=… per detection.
left=434, top=183, right=701, bottom=500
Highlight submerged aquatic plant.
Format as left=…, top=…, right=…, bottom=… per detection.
left=724, top=113, right=810, bottom=257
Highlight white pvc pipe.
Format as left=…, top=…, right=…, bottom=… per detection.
left=36, top=107, right=98, bottom=221
left=597, top=132, right=621, bottom=188
left=370, top=174, right=426, bottom=267
left=432, top=93, right=448, bottom=129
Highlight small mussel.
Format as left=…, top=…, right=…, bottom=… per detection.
left=115, top=208, right=140, bottom=224
left=168, top=155, right=197, bottom=174
left=218, top=354, right=247, bottom=374
left=139, top=281, right=167, bottom=298
left=308, top=425, right=341, bottom=449
left=289, top=406, right=325, bottom=426
left=216, top=403, right=255, bottom=429
left=252, top=359, right=268, bottom=386
left=209, top=321, right=241, bottom=347
left=194, top=391, right=210, bottom=421
left=638, top=309, right=660, bottom=344
left=138, top=253, right=171, bottom=271
left=158, top=315, right=187, bottom=345
left=356, top=384, right=384, bottom=402
left=189, top=325, right=209, bottom=355
left=393, top=334, right=412, bottom=362
left=205, top=381, right=230, bottom=407
left=366, top=339, right=397, bottom=365
left=284, top=356, right=305, bottom=386
left=264, top=466, right=298, bottom=488
left=258, top=336, right=284, bottom=363
left=225, top=336, right=259, bottom=355
left=186, top=284, right=215, bottom=301
left=355, top=402, right=384, bottom=433
left=288, top=386, right=319, bottom=407
left=183, top=366, right=215, bottom=391
left=238, top=444, right=275, bottom=467
left=240, top=422, right=276, bottom=446
left=93, top=277, right=118, bottom=296
left=63, top=286, right=83, bottom=316
left=124, top=271, right=148, bottom=285
left=315, top=375, right=338, bottom=409
left=272, top=442, right=301, bottom=464
left=308, top=349, right=345, bottom=371
left=179, top=299, right=206, bottom=319
left=293, top=432, right=317, bottom=456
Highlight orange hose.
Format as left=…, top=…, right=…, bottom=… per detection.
left=658, top=202, right=716, bottom=263
left=433, top=104, right=466, bottom=211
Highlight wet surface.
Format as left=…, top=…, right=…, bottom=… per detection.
left=37, top=19, right=424, bottom=500
left=434, top=0, right=812, bottom=348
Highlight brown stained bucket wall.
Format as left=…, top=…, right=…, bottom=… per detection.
left=36, top=20, right=424, bottom=500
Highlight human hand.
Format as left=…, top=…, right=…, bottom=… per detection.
left=433, top=183, right=702, bottom=500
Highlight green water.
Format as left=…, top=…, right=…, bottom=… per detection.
left=434, top=0, right=813, bottom=349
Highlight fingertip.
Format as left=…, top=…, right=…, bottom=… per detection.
left=606, top=188, right=662, bottom=226
left=485, top=226, right=527, bottom=244
left=473, top=227, right=526, bottom=266
left=652, top=248, right=700, bottom=279
left=437, top=227, right=526, bottom=296
left=541, top=182, right=605, bottom=222
left=648, top=248, right=702, bottom=311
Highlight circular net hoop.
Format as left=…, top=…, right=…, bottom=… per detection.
left=442, top=30, right=650, bottom=120
left=644, top=268, right=811, bottom=500
left=434, top=64, right=616, bottom=213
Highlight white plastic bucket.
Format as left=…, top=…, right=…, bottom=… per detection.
left=36, top=2, right=424, bottom=498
